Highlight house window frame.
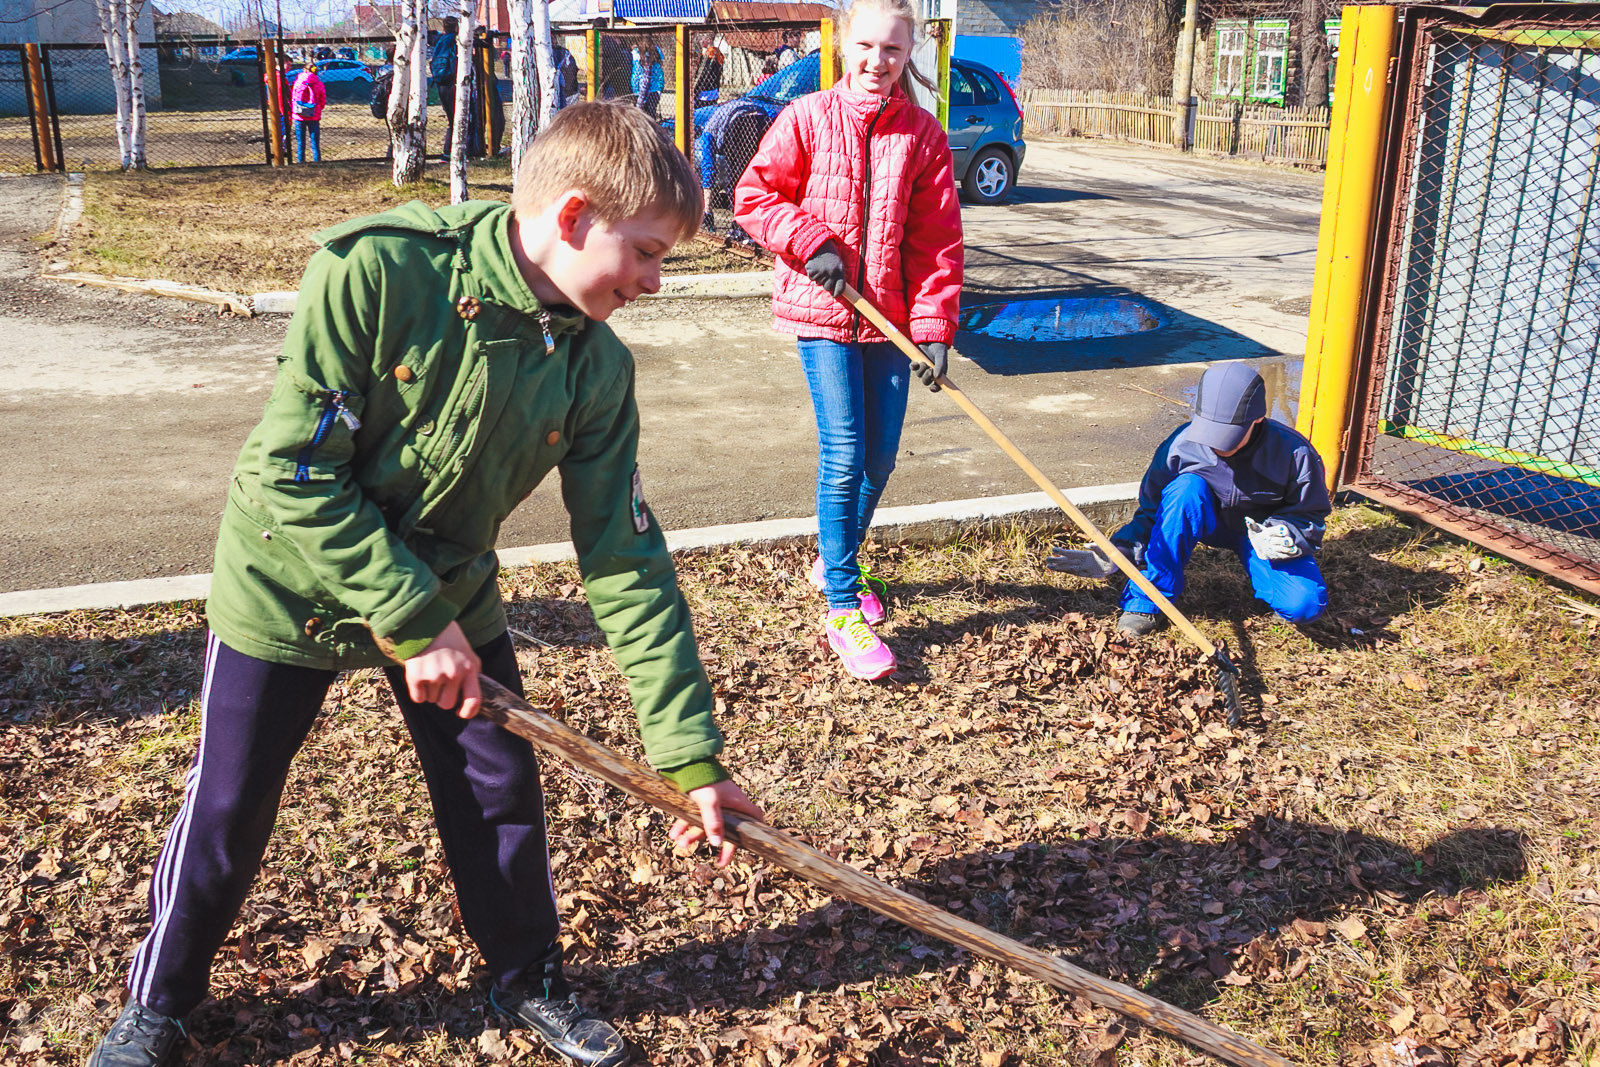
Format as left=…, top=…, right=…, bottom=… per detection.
left=1213, top=19, right=1249, bottom=100
left=1250, top=18, right=1289, bottom=104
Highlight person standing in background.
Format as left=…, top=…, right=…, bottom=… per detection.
left=430, top=16, right=460, bottom=160
left=631, top=37, right=663, bottom=118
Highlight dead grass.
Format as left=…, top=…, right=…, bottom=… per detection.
left=2, top=508, right=1598, bottom=1066
left=59, top=164, right=763, bottom=297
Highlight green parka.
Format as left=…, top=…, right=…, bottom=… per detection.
left=206, top=200, right=724, bottom=782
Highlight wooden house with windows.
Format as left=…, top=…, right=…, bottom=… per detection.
left=1201, top=0, right=1338, bottom=106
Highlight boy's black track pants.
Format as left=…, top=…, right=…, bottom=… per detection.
left=126, top=630, right=558, bottom=1018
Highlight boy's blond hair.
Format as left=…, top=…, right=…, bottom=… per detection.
left=511, top=101, right=702, bottom=243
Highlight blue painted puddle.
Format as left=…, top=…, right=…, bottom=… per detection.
left=960, top=297, right=1164, bottom=342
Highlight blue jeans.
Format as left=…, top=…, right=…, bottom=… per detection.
left=295, top=118, right=320, bottom=162
left=797, top=338, right=911, bottom=609
left=1119, top=472, right=1328, bottom=623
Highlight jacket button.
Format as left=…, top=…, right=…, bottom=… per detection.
left=304, top=616, right=321, bottom=635
left=545, top=430, right=560, bottom=446
left=394, top=365, right=415, bottom=383
left=456, top=295, right=481, bottom=321
left=417, top=418, right=435, bottom=436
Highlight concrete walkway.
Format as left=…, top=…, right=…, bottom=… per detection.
left=0, top=140, right=1324, bottom=595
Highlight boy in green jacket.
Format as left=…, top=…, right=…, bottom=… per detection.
left=88, top=102, right=761, bottom=1067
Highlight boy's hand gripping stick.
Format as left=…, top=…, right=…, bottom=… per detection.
left=472, top=674, right=1292, bottom=1067
left=837, top=284, right=1243, bottom=722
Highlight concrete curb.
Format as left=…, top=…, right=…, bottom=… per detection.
left=0, top=484, right=1138, bottom=618
left=249, top=271, right=773, bottom=316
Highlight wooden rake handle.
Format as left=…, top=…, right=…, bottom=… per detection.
left=839, top=284, right=1219, bottom=660
left=475, top=676, right=1292, bottom=1067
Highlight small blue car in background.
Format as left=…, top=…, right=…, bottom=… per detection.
left=666, top=51, right=1026, bottom=204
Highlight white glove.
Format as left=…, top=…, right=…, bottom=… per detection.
left=1246, top=517, right=1301, bottom=561
left=1047, top=545, right=1118, bottom=579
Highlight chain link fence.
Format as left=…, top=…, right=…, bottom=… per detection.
left=0, top=34, right=515, bottom=172
left=590, top=21, right=819, bottom=236
left=1351, top=7, right=1600, bottom=594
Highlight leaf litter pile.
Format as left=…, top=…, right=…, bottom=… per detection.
left=3, top=507, right=1598, bottom=1066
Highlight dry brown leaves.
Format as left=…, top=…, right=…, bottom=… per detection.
left=2, top=527, right=1598, bottom=1066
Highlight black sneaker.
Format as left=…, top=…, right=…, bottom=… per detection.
left=86, top=1000, right=186, bottom=1067
left=1117, top=610, right=1166, bottom=636
left=489, top=945, right=628, bottom=1067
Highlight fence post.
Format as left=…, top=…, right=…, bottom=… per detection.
left=819, top=17, right=835, bottom=90
left=263, top=40, right=286, bottom=166
left=1297, top=5, right=1397, bottom=489
left=587, top=27, right=599, bottom=101
left=23, top=44, right=58, bottom=172
left=931, top=18, right=951, bottom=131
left=1171, top=0, right=1199, bottom=150
left=674, top=22, right=690, bottom=160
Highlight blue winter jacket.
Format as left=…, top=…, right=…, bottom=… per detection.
left=1113, top=419, right=1331, bottom=559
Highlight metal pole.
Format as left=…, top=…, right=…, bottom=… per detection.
left=1172, top=0, right=1200, bottom=150
left=586, top=26, right=599, bottom=101
left=21, top=44, right=46, bottom=172
left=819, top=16, right=835, bottom=90
left=1297, top=5, right=1398, bottom=489
left=673, top=22, right=690, bottom=158
left=42, top=45, right=64, bottom=171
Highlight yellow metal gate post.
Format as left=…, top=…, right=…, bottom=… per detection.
left=674, top=22, right=691, bottom=160
left=932, top=18, right=951, bottom=131
left=587, top=28, right=600, bottom=102
left=1297, top=4, right=1397, bottom=489
left=820, top=17, right=835, bottom=90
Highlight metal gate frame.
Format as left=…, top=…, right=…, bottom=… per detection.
left=1345, top=2, right=1600, bottom=595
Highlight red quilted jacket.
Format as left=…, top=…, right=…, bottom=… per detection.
left=733, top=83, right=963, bottom=345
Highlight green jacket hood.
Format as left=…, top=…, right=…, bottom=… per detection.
left=314, top=200, right=586, bottom=335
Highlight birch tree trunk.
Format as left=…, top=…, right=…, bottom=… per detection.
left=449, top=0, right=476, bottom=203
left=507, top=0, right=537, bottom=184
left=122, top=0, right=147, bottom=168
left=529, top=0, right=557, bottom=135
left=95, top=0, right=134, bottom=169
left=388, top=0, right=428, bottom=186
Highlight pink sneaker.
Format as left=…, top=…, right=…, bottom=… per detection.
left=810, top=554, right=888, bottom=624
left=824, top=608, right=897, bottom=680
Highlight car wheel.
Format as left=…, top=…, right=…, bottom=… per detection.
left=963, top=146, right=1013, bottom=205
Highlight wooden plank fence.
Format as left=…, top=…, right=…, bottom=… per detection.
left=1023, top=89, right=1331, bottom=168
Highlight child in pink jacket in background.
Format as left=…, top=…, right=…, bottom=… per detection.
left=734, top=0, right=963, bottom=681
left=291, top=62, right=327, bottom=163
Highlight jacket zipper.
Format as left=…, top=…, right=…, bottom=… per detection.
left=537, top=310, right=554, bottom=350
left=852, top=99, right=888, bottom=343
left=294, top=390, right=360, bottom=483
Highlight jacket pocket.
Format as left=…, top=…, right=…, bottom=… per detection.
left=293, top=388, right=362, bottom=484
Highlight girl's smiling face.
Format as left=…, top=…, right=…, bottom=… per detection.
left=841, top=9, right=913, bottom=98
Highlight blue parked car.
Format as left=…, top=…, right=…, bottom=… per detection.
left=219, top=46, right=258, bottom=63
left=667, top=51, right=1026, bottom=204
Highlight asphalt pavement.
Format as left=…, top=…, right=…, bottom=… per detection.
left=0, top=139, right=1324, bottom=594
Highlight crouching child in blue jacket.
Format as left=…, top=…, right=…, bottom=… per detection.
left=1049, top=363, right=1332, bottom=634
left=87, top=102, right=761, bottom=1067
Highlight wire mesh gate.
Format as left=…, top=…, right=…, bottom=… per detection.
left=1349, top=4, right=1600, bottom=594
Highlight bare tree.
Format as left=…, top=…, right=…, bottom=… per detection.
left=96, top=0, right=147, bottom=169
left=1298, top=0, right=1331, bottom=108
left=449, top=0, right=475, bottom=203
left=388, top=0, right=428, bottom=185
left=507, top=0, right=536, bottom=178
left=1018, top=0, right=1176, bottom=93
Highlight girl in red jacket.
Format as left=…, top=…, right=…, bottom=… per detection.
left=734, top=0, right=963, bottom=680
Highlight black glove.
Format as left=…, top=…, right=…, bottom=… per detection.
left=913, top=342, right=948, bottom=391
left=804, top=240, right=847, bottom=297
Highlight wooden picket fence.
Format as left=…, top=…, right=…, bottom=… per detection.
left=1022, top=89, right=1331, bottom=168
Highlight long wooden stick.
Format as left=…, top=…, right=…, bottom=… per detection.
left=476, top=676, right=1293, bottom=1067
left=841, top=284, right=1220, bottom=659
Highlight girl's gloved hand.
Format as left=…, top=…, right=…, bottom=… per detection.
left=913, top=342, right=948, bottom=391
left=804, top=240, right=847, bottom=296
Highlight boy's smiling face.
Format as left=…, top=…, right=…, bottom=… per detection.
left=516, top=191, right=682, bottom=321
